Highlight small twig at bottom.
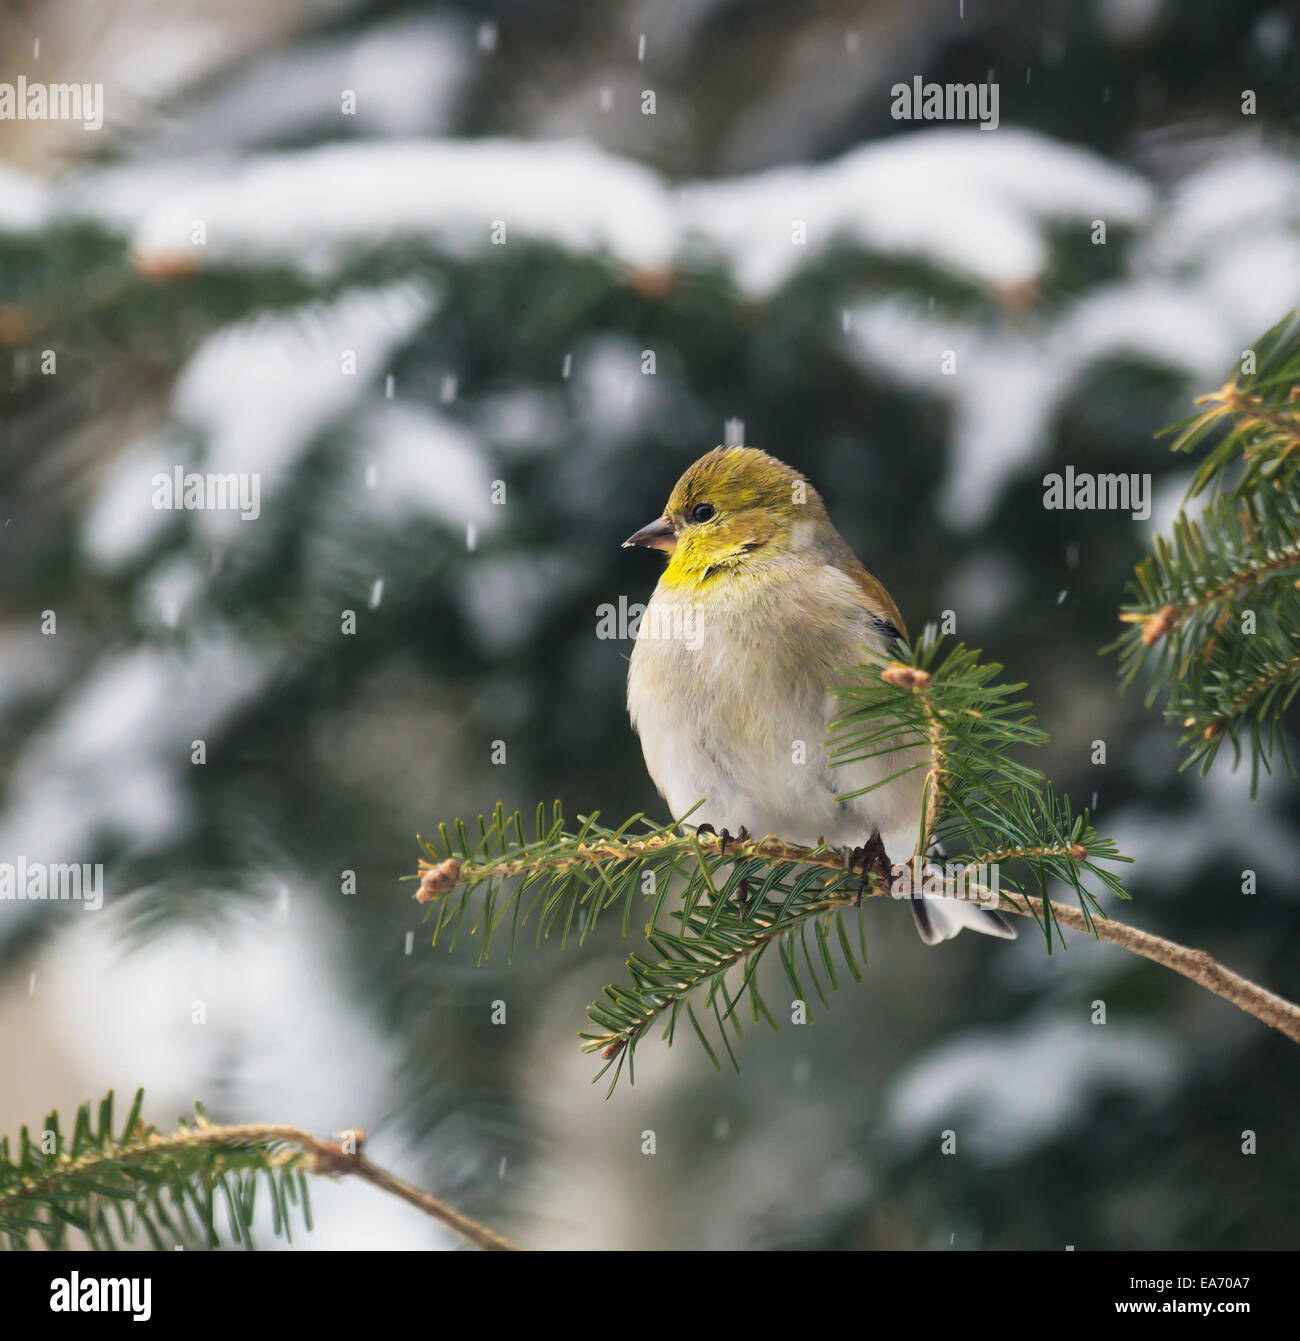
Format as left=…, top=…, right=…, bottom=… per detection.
left=345, top=1153, right=517, bottom=1251
left=288, top=1127, right=517, bottom=1250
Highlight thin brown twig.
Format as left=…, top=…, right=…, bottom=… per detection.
left=347, top=1154, right=517, bottom=1251
left=1002, top=896, right=1300, bottom=1046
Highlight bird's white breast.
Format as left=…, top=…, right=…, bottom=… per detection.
left=626, top=562, right=923, bottom=856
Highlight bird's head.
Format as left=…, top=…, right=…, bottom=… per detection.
left=623, top=446, right=831, bottom=588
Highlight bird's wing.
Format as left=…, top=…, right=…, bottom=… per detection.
left=844, top=562, right=908, bottom=644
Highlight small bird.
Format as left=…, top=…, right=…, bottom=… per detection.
left=624, top=445, right=1015, bottom=944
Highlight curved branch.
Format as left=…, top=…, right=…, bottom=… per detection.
left=1006, top=897, right=1300, bottom=1045
left=344, top=1153, right=517, bottom=1251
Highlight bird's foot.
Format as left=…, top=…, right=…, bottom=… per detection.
left=695, top=823, right=750, bottom=856
left=848, top=829, right=891, bottom=906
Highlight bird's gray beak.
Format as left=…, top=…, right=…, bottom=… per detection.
left=622, top=516, right=677, bottom=553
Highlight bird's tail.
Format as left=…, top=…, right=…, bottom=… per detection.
left=909, top=893, right=1017, bottom=945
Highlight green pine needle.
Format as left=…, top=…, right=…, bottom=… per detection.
left=0, top=1090, right=313, bottom=1251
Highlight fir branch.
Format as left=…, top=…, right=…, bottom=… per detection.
left=1168, top=310, right=1300, bottom=499
left=1114, top=489, right=1300, bottom=690
left=414, top=802, right=700, bottom=962
left=0, top=1091, right=515, bottom=1252
left=829, top=639, right=1127, bottom=934
left=414, top=818, right=1300, bottom=1076
left=1113, top=310, right=1300, bottom=785
left=1171, top=586, right=1300, bottom=789
left=416, top=801, right=1124, bottom=1087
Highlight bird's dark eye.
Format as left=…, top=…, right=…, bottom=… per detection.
left=690, top=503, right=716, bottom=523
